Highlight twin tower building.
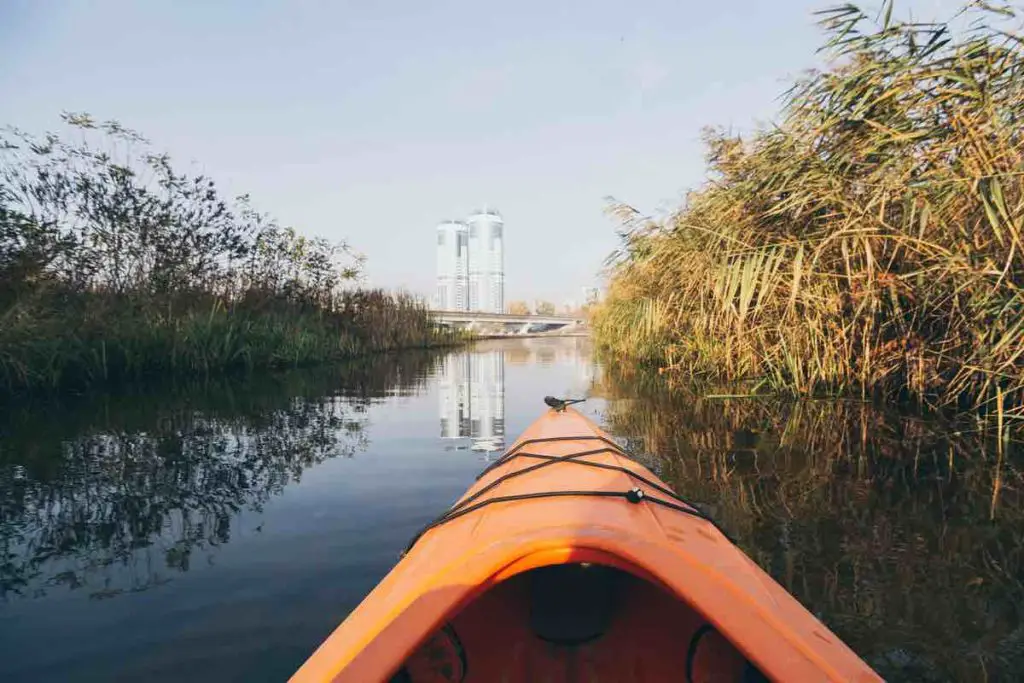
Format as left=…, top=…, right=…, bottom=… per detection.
left=434, top=208, right=505, bottom=313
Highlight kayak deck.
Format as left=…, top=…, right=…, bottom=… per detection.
left=291, top=406, right=881, bottom=683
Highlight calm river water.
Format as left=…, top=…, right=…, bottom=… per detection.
left=1, top=338, right=1021, bottom=682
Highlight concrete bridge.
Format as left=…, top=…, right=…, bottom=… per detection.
left=430, top=310, right=585, bottom=335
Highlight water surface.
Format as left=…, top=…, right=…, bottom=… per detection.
left=1, top=338, right=1021, bottom=682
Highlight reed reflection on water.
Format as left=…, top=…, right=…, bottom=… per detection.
left=0, top=352, right=441, bottom=604
left=596, top=365, right=1024, bottom=683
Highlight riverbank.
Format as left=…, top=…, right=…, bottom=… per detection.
left=592, top=2, right=1024, bottom=421
left=0, top=287, right=461, bottom=393
left=0, top=114, right=461, bottom=394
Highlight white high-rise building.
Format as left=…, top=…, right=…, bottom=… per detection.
left=466, top=208, right=505, bottom=313
left=436, top=208, right=504, bottom=313
left=435, top=220, right=467, bottom=311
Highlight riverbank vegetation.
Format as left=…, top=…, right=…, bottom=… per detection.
left=0, top=114, right=456, bottom=393
left=593, top=1, right=1024, bottom=420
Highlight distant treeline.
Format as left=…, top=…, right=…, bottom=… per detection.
left=593, top=2, right=1024, bottom=420
left=0, top=114, right=456, bottom=392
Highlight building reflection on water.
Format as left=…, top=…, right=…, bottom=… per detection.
left=439, top=350, right=506, bottom=452
left=438, top=339, right=599, bottom=453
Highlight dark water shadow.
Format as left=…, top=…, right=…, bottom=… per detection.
left=596, top=366, right=1024, bottom=683
left=0, top=351, right=442, bottom=603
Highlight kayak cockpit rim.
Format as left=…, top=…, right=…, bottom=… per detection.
left=378, top=544, right=724, bottom=683
left=313, top=534, right=828, bottom=683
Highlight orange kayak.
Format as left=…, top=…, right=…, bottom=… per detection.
left=291, top=402, right=881, bottom=683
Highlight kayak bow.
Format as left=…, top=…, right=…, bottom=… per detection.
left=291, top=404, right=881, bottom=683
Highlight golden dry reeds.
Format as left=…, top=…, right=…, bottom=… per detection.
left=594, top=1, right=1024, bottom=421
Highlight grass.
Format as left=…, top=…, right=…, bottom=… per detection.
left=592, top=1, right=1024, bottom=423
left=0, top=288, right=462, bottom=393
left=0, top=115, right=463, bottom=393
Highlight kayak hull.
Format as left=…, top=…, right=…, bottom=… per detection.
left=291, top=407, right=881, bottom=683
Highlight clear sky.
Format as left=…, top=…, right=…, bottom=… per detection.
left=1, top=0, right=962, bottom=305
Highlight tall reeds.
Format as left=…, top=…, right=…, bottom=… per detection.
left=0, top=115, right=457, bottom=392
left=593, top=1, right=1024, bottom=419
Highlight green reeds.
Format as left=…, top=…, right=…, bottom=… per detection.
left=0, top=288, right=459, bottom=393
left=0, top=115, right=461, bottom=393
left=593, top=1, right=1024, bottom=421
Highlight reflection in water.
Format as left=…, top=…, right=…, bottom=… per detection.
left=0, top=341, right=611, bottom=683
left=0, top=352, right=440, bottom=603
left=504, top=336, right=595, bottom=372
left=6, top=338, right=1016, bottom=683
left=439, top=349, right=505, bottom=451
left=438, top=338, right=600, bottom=452
left=596, top=365, right=1024, bottom=683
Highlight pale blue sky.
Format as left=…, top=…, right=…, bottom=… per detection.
left=2, top=0, right=960, bottom=305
